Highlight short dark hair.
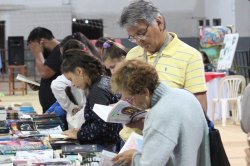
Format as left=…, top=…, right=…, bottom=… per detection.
left=60, top=32, right=101, bottom=60
left=62, top=39, right=86, bottom=57
left=27, top=27, right=54, bottom=42
left=62, top=49, right=104, bottom=84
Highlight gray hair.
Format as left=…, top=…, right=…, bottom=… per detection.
left=119, top=0, right=164, bottom=28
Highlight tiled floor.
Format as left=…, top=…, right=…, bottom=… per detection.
left=0, top=81, right=248, bottom=165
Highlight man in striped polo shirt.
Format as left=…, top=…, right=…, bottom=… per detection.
left=118, top=0, right=208, bottom=141
left=119, top=0, right=207, bottom=111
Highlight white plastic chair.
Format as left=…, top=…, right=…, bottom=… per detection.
left=212, top=75, right=246, bottom=126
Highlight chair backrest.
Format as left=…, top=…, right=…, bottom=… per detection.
left=218, top=75, right=246, bottom=99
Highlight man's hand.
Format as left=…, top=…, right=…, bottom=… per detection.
left=28, top=83, right=39, bottom=91
left=28, top=41, right=43, bottom=57
left=126, top=118, right=145, bottom=130
left=62, top=128, right=79, bottom=139
left=112, top=149, right=137, bottom=166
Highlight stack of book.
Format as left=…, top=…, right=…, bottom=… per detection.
left=0, top=120, right=9, bottom=135
left=6, top=109, right=19, bottom=120
left=0, top=107, right=7, bottom=121
left=19, top=106, right=36, bottom=115
left=32, top=114, right=66, bottom=131
left=0, top=138, right=51, bottom=155
left=61, top=144, right=103, bottom=165
left=10, top=120, right=41, bottom=137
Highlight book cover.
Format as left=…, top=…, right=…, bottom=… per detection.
left=16, top=74, right=40, bottom=87
left=15, top=149, right=54, bottom=160
left=93, top=100, right=147, bottom=124
left=16, top=121, right=36, bottom=131
left=78, top=152, right=102, bottom=165
left=16, top=120, right=41, bottom=137
left=37, top=125, right=63, bottom=135
left=62, top=144, right=103, bottom=155
left=50, top=140, right=77, bottom=150
left=0, top=139, right=50, bottom=155
left=49, top=133, right=68, bottom=140
left=23, top=158, right=71, bottom=166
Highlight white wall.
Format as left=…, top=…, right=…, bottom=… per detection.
left=0, top=0, right=63, bottom=7
left=0, top=0, right=249, bottom=40
left=204, top=0, right=235, bottom=26
left=235, top=0, right=250, bottom=36
left=0, top=7, right=72, bottom=40
left=71, top=0, right=205, bottom=38
left=0, top=0, right=205, bottom=38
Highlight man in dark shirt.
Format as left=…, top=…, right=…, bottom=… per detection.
left=27, top=27, right=62, bottom=113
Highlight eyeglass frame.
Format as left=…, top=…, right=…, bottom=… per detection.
left=128, top=24, right=150, bottom=42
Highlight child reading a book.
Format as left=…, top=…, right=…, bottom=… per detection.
left=51, top=33, right=102, bottom=130
left=61, top=49, right=122, bottom=151
left=101, top=40, right=128, bottom=75
left=111, top=60, right=211, bottom=166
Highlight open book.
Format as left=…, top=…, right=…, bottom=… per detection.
left=16, top=74, right=40, bottom=86
left=119, top=132, right=143, bottom=153
left=93, top=100, right=147, bottom=124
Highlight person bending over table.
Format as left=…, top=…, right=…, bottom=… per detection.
left=61, top=49, right=122, bottom=150
left=111, top=60, right=211, bottom=166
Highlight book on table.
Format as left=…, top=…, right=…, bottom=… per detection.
left=0, top=138, right=50, bottom=155
left=93, top=100, right=147, bottom=124
left=61, top=144, right=103, bottom=155
left=16, top=74, right=40, bottom=87
left=10, top=120, right=41, bottom=137
left=78, top=151, right=102, bottom=165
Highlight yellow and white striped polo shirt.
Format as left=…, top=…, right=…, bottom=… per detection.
left=126, top=32, right=207, bottom=93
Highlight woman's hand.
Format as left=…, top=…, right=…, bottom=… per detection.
left=62, top=128, right=79, bottom=139
left=112, top=149, right=137, bottom=166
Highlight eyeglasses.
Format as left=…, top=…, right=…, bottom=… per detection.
left=128, top=24, right=149, bottom=43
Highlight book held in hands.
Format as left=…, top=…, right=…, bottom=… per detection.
left=93, top=100, right=147, bottom=124
left=16, top=74, right=40, bottom=87
left=119, top=132, right=143, bottom=153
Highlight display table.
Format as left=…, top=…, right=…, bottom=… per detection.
left=205, top=72, right=226, bottom=120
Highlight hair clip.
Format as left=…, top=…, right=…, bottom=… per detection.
left=103, top=42, right=111, bottom=49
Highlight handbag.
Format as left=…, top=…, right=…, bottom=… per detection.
left=204, top=114, right=231, bottom=166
